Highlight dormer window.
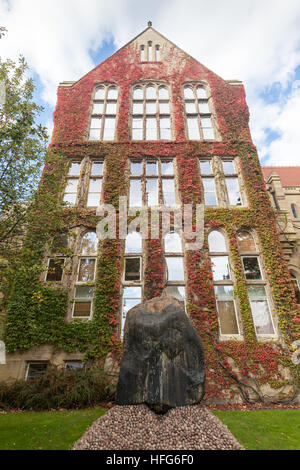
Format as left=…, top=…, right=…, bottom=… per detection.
left=88, top=84, right=119, bottom=141
left=183, top=83, right=216, bottom=140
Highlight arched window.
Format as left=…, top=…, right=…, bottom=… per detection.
left=131, top=83, right=172, bottom=140
left=89, top=84, right=119, bottom=141
left=122, top=231, right=142, bottom=335
left=237, top=230, right=275, bottom=336
left=164, top=231, right=185, bottom=305
left=73, top=231, right=98, bottom=318
left=209, top=230, right=239, bottom=336
left=183, top=83, right=215, bottom=140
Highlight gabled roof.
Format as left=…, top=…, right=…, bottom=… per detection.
left=262, top=166, right=300, bottom=186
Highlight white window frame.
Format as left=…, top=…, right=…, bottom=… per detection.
left=25, top=361, right=49, bottom=381
left=45, top=257, right=65, bottom=282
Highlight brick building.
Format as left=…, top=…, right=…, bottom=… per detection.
left=1, top=24, right=299, bottom=403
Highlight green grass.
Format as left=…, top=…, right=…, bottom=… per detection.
left=0, top=408, right=106, bottom=450
left=213, top=409, right=300, bottom=450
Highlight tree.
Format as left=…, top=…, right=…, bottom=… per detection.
left=0, top=30, right=48, bottom=318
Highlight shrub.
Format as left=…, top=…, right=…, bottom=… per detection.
left=0, top=365, right=116, bottom=410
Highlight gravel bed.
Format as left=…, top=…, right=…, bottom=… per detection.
left=73, top=404, right=244, bottom=450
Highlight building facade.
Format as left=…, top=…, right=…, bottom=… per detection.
left=1, top=25, right=299, bottom=402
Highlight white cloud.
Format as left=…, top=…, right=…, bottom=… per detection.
left=1, top=0, right=300, bottom=163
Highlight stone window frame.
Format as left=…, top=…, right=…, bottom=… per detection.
left=199, top=156, right=246, bottom=208
left=130, top=81, right=173, bottom=141
left=87, top=83, right=120, bottom=142
left=208, top=228, right=243, bottom=340
left=71, top=229, right=98, bottom=320
left=128, top=156, right=179, bottom=208
left=237, top=229, right=277, bottom=339
left=121, top=231, right=144, bottom=337
left=85, top=159, right=105, bottom=208
left=163, top=230, right=187, bottom=310
left=182, top=81, right=220, bottom=141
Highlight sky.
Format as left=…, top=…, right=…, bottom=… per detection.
left=1, top=0, right=300, bottom=166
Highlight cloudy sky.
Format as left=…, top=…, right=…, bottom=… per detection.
left=1, top=0, right=300, bottom=166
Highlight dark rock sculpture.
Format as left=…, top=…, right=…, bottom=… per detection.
left=116, top=296, right=205, bottom=413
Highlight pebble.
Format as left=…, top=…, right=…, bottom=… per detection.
left=73, top=404, right=244, bottom=450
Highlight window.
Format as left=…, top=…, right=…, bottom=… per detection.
left=199, top=159, right=217, bottom=206
left=72, top=231, right=97, bottom=318
left=209, top=230, right=239, bottom=336
left=222, top=160, right=242, bottom=206
left=51, top=232, right=68, bottom=252
left=164, top=231, right=186, bottom=306
left=290, top=272, right=300, bottom=304
left=140, top=45, right=145, bottom=61
left=237, top=231, right=275, bottom=336
left=65, top=361, right=85, bottom=371
left=155, top=45, right=160, bottom=61
left=63, top=161, right=81, bottom=206
left=45, top=258, right=65, bottom=282
left=271, top=191, right=280, bottom=210
left=88, top=85, right=119, bottom=141
left=87, top=161, right=104, bottom=207
left=291, top=204, right=298, bottom=218
left=129, top=157, right=176, bottom=207
left=131, top=83, right=172, bottom=140
left=26, top=362, right=49, bottom=380
left=183, top=84, right=215, bottom=140
left=122, top=232, right=143, bottom=335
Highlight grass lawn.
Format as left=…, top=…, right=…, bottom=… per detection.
left=0, top=408, right=106, bottom=450
left=213, top=409, right=300, bottom=450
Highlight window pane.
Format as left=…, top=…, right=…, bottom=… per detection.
left=223, top=161, right=235, bottom=174
left=237, top=231, right=256, bottom=252
left=88, top=178, right=102, bottom=193
left=123, top=286, right=142, bottom=299
left=130, top=179, right=142, bottom=206
left=27, top=363, right=48, bottom=380
left=132, top=129, right=143, bottom=140
left=196, top=86, right=207, bottom=99
left=125, top=257, right=141, bottom=281
left=185, top=101, right=197, bottom=113
left=65, top=361, right=84, bottom=370
left=215, top=285, right=239, bottom=335
left=90, top=117, right=102, bottom=129
left=107, top=87, right=118, bottom=99
left=87, top=192, right=100, bottom=207
left=158, top=87, right=168, bottom=99
left=73, top=302, right=92, bottom=317
left=65, top=179, right=78, bottom=193
left=248, top=286, right=274, bottom=334
left=91, top=162, right=103, bottom=176
left=122, top=286, right=142, bottom=333
left=198, top=100, right=210, bottom=113
left=242, top=257, right=262, bottom=280
left=161, top=161, right=174, bottom=175
left=63, top=193, right=77, bottom=205
left=226, top=177, right=242, bottom=205
left=95, top=87, right=105, bottom=99
left=208, top=231, right=226, bottom=252
left=162, top=179, right=175, bottom=206
left=103, top=117, right=115, bottom=140
left=199, top=161, right=212, bottom=174
left=75, top=286, right=94, bottom=299
left=187, top=117, right=200, bottom=139
left=166, top=257, right=184, bottom=281
left=203, top=178, right=217, bottom=205
left=131, top=161, right=142, bottom=175
left=78, top=258, right=95, bottom=282
left=202, top=128, right=215, bottom=139
left=133, top=87, right=143, bottom=99
left=160, top=117, right=171, bottom=140
left=89, top=128, right=100, bottom=140
left=146, top=178, right=158, bottom=205
left=93, top=102, right=104, bottom=114
left=165, top=286, right=185, bottom=302
left=146, top=101, right=156, bottom=114
left=184, top=86, right=194, bottom=99
left=133, top=102, right=143, bottom=114
left=125, top=232, right=142, bottom=253
left=164, top=232, right=182, bottom=253
left=68, top=162, right=81, bottom=176
left=211, top=256, right=230, bottom=280
left=46, top=258, right=64, bottom=282
left=132, top=117, right=143, bottom=128
left=140, top=46, right=145, bottom=61
left=106, top=102, right=117, bottom=114
left=146, top=162, right=157, bottom=175
left=159, top=102, right=170, bottom=114
left=81, top=232, right=97, bottom=254
left=146, top=118, right=157, bottom=140
left=146, top=85, right=156, bottom=99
